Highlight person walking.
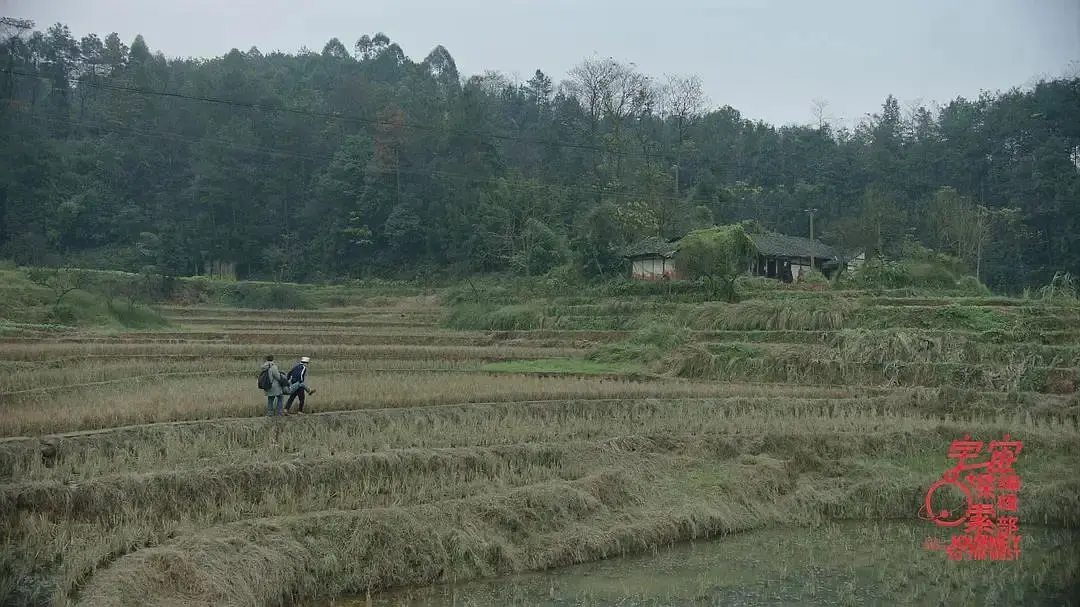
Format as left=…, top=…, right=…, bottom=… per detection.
left=284, top=356, right=316, bottom=414
left=258, top=355, right=286, bottom=417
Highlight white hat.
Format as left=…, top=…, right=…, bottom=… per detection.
left=300, top=356, right=311, bottom=363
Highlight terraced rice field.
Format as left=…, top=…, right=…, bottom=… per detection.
left=2, top=290, right=1079, bottom=606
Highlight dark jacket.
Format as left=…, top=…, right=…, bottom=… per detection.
left=288, top=362, right=307, bottom=384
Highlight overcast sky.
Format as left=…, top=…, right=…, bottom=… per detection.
left=4, top=0, right=1079, bottom=127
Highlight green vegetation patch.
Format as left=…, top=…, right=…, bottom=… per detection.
left=443, top=301, right=656, bottom=332
left=662, top=348, right=1078, bottom=393
left=934, top=303, right=1017, bottom=332
left=480, top=358, right=644, bottom=375
left=685, top=298, right=855, bottom=331
left=443, top=303, right=546, bottom=331
left=588, top=323, right=692, bottom=365
left=0, top=268, right=169, bottom=329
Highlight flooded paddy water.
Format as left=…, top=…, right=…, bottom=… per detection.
left=307, top=522, right=1079, bottom=607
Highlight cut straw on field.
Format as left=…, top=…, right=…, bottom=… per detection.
left=159, top=298, right=441, bottom=316
left=0, top=342, right=586, bottom=362
left=685, top=300, right=857, bottom=331
left=662, top=343, right=1079, bottom=394
left=2, top=441, right=611, bottom=522
left=7, top=331, right=509, bottom=347
left=62, top=433, right=1080, bottom=606
left=0, top=358, right=482, bottom=393
left=6, top=392, right=1077, bottom=483
left=0, top=375, right=870, bottom=437
left=4, top=289, right=1080, bottom=607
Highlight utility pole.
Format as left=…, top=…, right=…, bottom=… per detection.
left=660, top=164, right=677, bottom=240
left=805, top=208, right=818, bottom=270
left=975, top=206, right=985, bottom=282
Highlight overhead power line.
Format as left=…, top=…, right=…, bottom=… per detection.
left=9, top=111, right=755, bottom=212
left=12, top=110, right=862, bottom=220
left=2, top=67, right=659, bottom=160
left=1, top=67, right=888, bottom=232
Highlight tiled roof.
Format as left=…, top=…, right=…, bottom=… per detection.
left=839, top=249, right=866, bottom=262
left=748, top=232, right=840, bottom=260
left=624, top=231, right=843, bottom=261
left=621, top=236, right=679, bottom=259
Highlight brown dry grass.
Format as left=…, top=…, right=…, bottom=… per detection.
left=0, top=373, right=864, bottom=437
left=686, top=299, right=857, bottom=331
left=7, top=330, right=499, bottom=346
left=0, top=357, right=483, bottom=393
left=696, top=327, right=1080, bottom=345
left=176, top=317, right=438, bottom=330
left=2, top=292, right=1079, bottom=607
left=159, top=297, right=440, bottom=316
left=831, top=328, right=1080, bottom=366
left=9, top=425, right=1076, bottom=607
left=3, top=390, right=1074, bottom=482
left=0, top=342, right=584, bottom=363
left=663, top=345, right=1079, bottom=393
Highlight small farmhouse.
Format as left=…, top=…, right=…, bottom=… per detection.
left=844, top=250, right=866, bottom=272
left=623, top=229, right=853, bottom=283
left=746, top=232, right=843, bottom=282
left=621, top=236, right=682, bottom=280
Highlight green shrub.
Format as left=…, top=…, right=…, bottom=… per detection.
left=105, top=299, right=169, bottom=328
left=856, top=258, right=912, bottom=290
left=735, top=276, right=785, bottom=292
left=631, top=322, right=692, bottom=350
left=854, top=255, right=974, bottom=292
left=905, top=261, right=959, bottom=289
left=222, top=281, right=314, bottom=309
left=956, top=275, right=992, bottom=297
left=45, top=303, right=80, bottom=325
left=63, top=246, right=144, bottom=273
left=688, top=298, right=854, bottom=331
left=934, top=304, right=1013, bottom=333
left=832, top=267, right=859, bottom=289
left=1037, top=272, right=1078, bottom=303
left=588, top=322, right=691, bottom=364
left=441, top=302, right=545, bottom=330
left=542, top=264, right=576, bottom=294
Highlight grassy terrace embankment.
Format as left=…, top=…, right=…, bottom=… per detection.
left=1, top=274, right=1078, bottom=606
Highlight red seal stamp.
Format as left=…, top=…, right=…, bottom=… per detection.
left=920, top=434, right=1023, bottom=561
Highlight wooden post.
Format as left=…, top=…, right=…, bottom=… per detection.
left=805, top=208, right=818, bottom=270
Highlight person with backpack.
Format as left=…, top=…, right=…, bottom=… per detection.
left=284, top=356, right=316, bottom=414
left=257, top=355, right=287, bottom=416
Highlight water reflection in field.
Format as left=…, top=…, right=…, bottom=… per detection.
left=310, top=522, right=1079, bottom=606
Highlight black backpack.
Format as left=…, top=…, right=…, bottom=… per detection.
left=257, top=367, right=271, bottom=390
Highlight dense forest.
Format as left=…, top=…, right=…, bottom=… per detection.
left=1, top=18, right=1078, bottom=292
